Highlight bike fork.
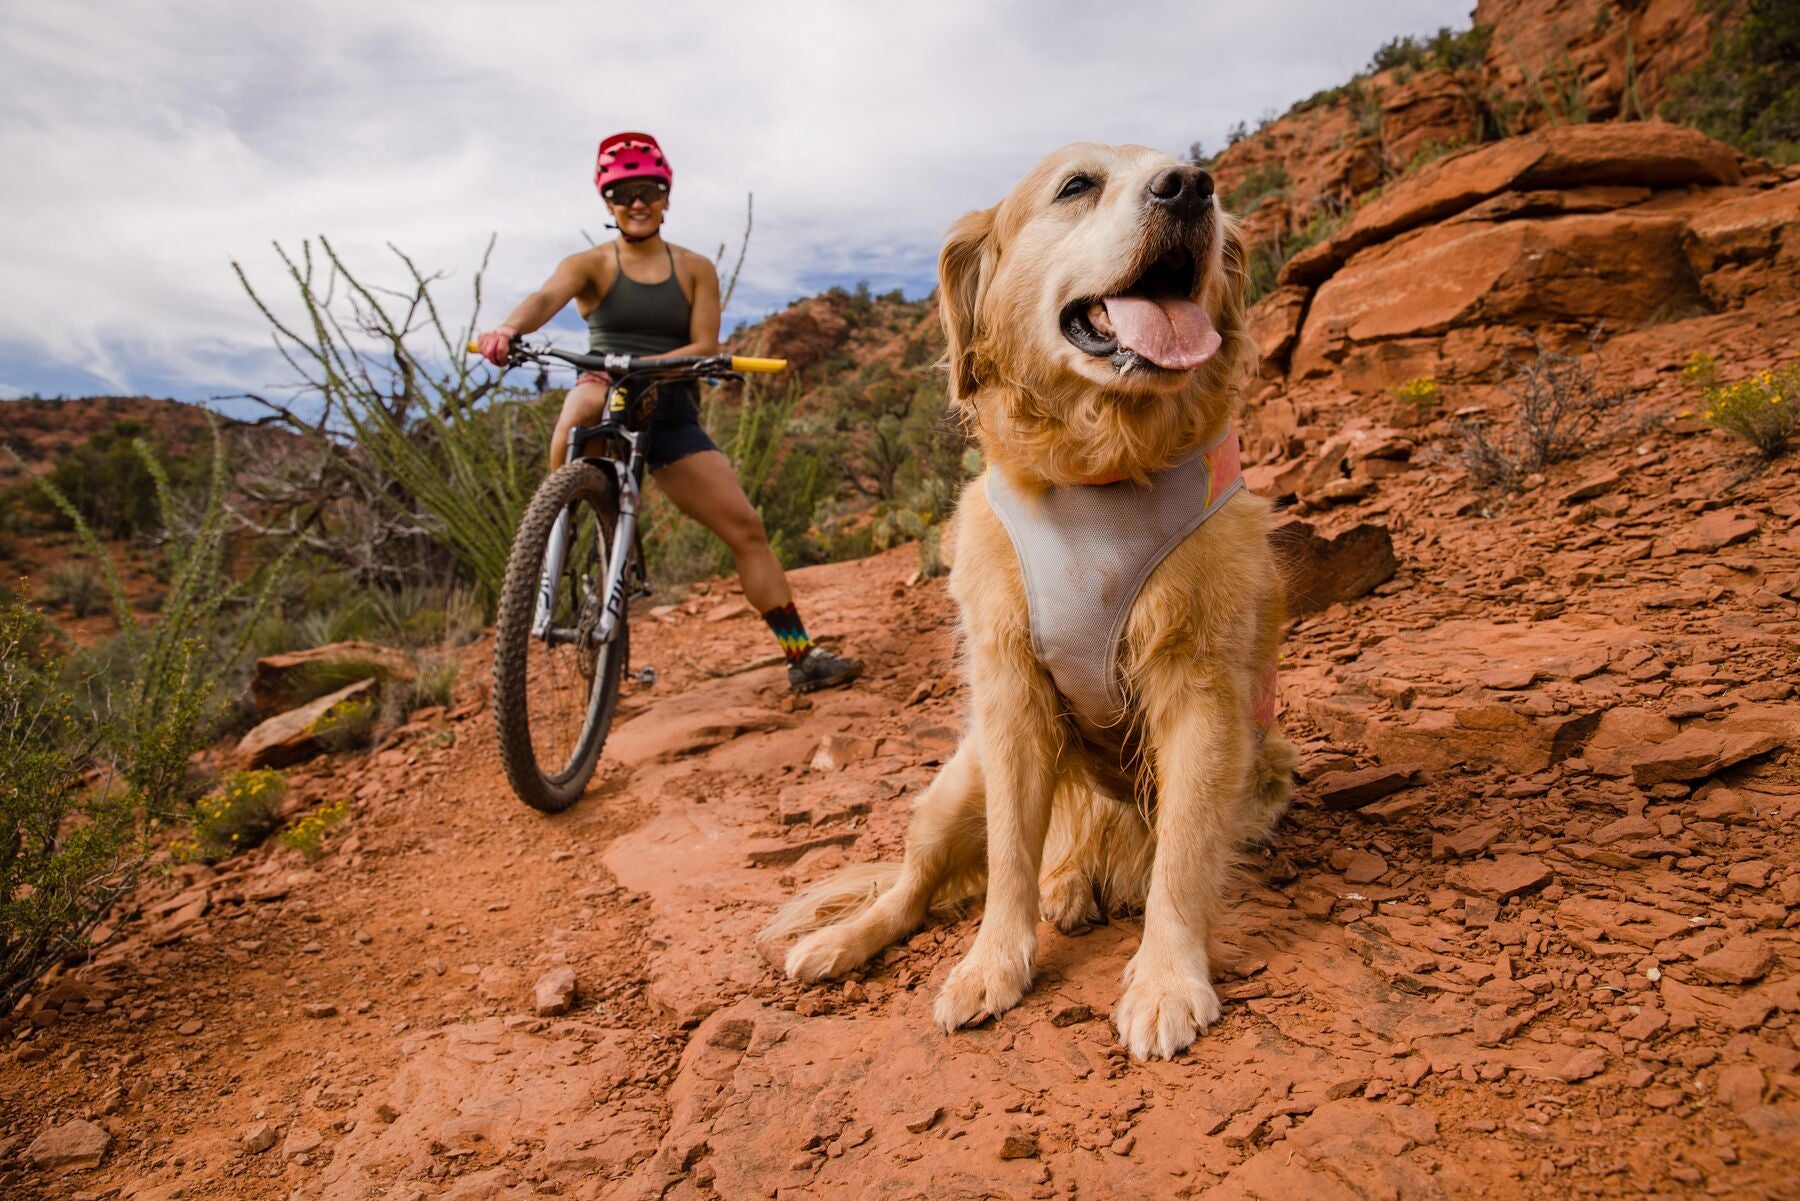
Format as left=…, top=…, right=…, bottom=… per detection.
left=593, top=471, right=639, bottom=646
left=531, top=507, right=572, bottom=639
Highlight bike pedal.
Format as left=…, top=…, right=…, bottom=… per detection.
left=630, top=666, right=659, bottom=687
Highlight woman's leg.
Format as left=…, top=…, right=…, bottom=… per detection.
left=653, top=450, right=862, bottom=690
left=548, top=379, right=611, bottom=469
left=651, top=450, right=790, bottom=611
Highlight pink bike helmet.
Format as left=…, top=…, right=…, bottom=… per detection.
left=594, top=131, right=673, bottom=198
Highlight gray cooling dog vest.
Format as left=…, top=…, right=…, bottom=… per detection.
left=985, top=431, right=1246, bottom=734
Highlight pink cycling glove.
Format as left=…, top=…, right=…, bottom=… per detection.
left=477, top=325, right=519, bottom=366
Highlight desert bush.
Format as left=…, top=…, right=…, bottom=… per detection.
left=0, top=596, right=140, bottom=1017
left=234, top=237, right=547, bottom=611
left=1694, top=361, right=1797, bottom=458
left=21, top=423, right=290, bottom=814
left=1457, top=331, right=1631, bottom=490
left=279, top=799, right=350, bottom=862
left=1370, top=24, right=1493, bottom=74
left=175, top=770, right=286, bottom=863
left=42, top=561, right=107, bottom=618
left=1663, top=0, right=1800, bottom=163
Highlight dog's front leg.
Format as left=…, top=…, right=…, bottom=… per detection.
left=932, top=636, right=1060, bottom=1032
left=1113, top=664, right=1251, bottom=1059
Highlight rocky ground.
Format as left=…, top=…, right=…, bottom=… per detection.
left=3, top=366, right=1798, bottom=1199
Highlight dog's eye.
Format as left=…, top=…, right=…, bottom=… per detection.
left=1056, top=174, right=1097, bottom=201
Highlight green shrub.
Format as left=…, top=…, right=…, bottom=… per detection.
left=0, top=597, right=141, bottom=1016
left=22, top=421, right=197, bottom=539
left=279, top=799, right=350, bottom=861
left=175, top=770, right=286, bottom=862
left=1222, top=163, right=1290, bottom=214
left=15, top=422, right=292, bottom=816
left=1695, top=361, right=1797, bottom=458
left=1370, top=25, right=1492, bottom=74
left=1663, top=0, right=1800, bottom=163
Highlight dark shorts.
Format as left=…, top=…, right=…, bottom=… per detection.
left=577, top=375, right=718, bottom=471
left=644, top=381, right=719, bottom=470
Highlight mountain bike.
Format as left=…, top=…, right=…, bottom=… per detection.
left=470, top=340, right=787, bottom=813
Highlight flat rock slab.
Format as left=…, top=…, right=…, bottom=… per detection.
left=1627, top=724, right=1786, bottom=786
left=1314, top=764, right=1421, bottom=811
left=1270, top=519, right=1398, bottom=616
left=1447, top=854, right=1553, bottom=899
left=235, top=677, right=377, bottom=770
left=1293, top=615, right=1649, bottom=773
left=251, top=640, right=411, bottom=720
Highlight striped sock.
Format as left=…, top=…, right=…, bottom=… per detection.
left=762, top=602, right=814, bottom=664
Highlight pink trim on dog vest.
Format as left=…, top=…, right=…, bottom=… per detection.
left=986, top=429, right=1271, bottom=735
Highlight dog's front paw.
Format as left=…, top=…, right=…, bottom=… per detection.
left=785, top=924, right=877, bottom=983
left=1114, top=955, right=1222, bottom=1060
left=1039, top=867, right=1101, bottom=933
left=933, top=935, right=1035, bottom=1032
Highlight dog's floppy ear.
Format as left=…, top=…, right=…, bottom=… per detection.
left=938, top=205, right=997, bottom=406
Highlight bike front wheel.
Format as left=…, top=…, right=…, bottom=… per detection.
left=492, top=461, right=630, bottom=813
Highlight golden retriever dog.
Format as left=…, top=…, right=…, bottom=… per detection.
left=761, top=143, right=1295, bottom=1059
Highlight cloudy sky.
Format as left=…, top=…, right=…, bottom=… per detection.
left=1, top=0, right=1472, bottom=404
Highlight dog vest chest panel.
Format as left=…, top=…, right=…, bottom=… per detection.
left=985, top=431, right=1245, bottom=733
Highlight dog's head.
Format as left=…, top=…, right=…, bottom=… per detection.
left=940, top=142, right=1251, bottom=488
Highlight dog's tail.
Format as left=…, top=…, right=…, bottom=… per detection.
left=756, top=858, right=987, bottom=946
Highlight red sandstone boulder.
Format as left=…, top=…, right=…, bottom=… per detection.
left=1291, top=211, right=1702, bottom=380
left=1683, top=180, right=1800, bottom=309
left=251, top=641, right=411, bottom=720
left=1281, top=122, right=1739, bottom=289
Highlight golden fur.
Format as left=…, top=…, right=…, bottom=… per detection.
left=761, top=143, right=1296, bottom=1059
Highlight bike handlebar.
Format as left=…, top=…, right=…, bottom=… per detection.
left=466, top=340, right=786, bottom=378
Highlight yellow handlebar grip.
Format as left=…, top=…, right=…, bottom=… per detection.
left=466, top=340, right=481, bottom=354
left=729, top=356, right=788, bottom=373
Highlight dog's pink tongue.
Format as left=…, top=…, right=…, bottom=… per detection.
left=1101, top=295, right=1221, bottom=369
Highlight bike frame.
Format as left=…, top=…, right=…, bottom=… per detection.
left=480, top=342, right=783, bottom=657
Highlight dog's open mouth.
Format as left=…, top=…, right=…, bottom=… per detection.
left=1061, top=244, right=1222, bottom=372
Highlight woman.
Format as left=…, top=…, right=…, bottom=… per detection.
left=477, top=132, right=862, bottom=693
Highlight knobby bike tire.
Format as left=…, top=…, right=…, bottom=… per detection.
left=492, top=461, right=630, bottom=813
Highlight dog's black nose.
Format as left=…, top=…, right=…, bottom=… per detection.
left=1147, top=165, right=1214, bottom=212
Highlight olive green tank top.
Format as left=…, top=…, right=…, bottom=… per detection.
left=586, top=244, right=691, bottom=356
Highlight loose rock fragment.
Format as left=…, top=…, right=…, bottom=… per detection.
left=534, top=966, right=579, bottom=1017
left=26, top=1119, right=111, bottom=1171
left=241, top=1122, right=278, bottom=1154
left=997, top=1127, right=1039, bottom=1159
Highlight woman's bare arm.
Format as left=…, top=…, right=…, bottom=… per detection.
left=498, top=253, right=598, bottom=335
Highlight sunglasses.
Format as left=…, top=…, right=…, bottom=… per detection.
left=604, top=181, right=668, bottom=207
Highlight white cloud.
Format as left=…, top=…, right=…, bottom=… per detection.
left=0, top=0, right=1474, bottom=399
